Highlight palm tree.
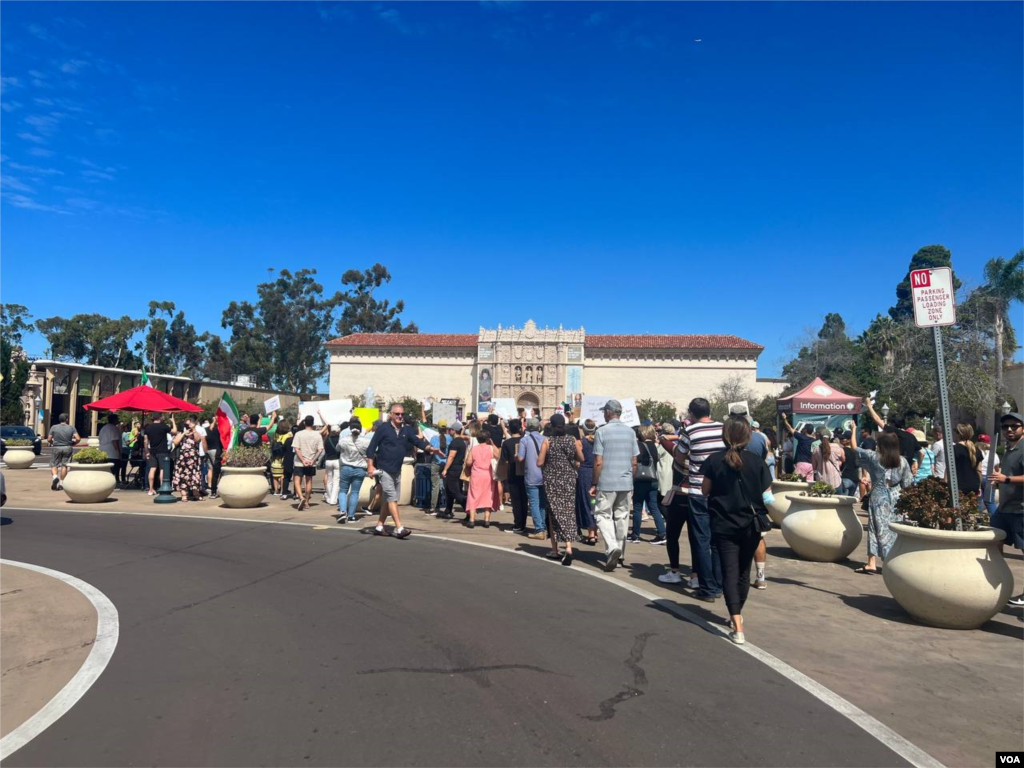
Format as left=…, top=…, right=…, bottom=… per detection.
left=980, top=250, right=1024, bottom=393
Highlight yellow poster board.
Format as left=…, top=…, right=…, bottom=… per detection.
left=353, top=408, right=381, bottom=431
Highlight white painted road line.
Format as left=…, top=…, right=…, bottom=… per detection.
left=0, top=559, right=120, bottom=762
left=2, top=508, right=944, bottom=768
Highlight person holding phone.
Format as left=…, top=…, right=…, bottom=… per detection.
left=172, top=415, right=206, bottom=502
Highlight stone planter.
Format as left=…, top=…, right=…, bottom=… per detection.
left=62, top=462, right=116, bottom=503
left=781, top=494, right=862, bottom=562
left=883, top=523, right=1013, bottom=629
left=767, top=480, right=809, bottom=525
left=3, top=449, right=36, bottom=469
left=218, top=466, right=270, bottom=509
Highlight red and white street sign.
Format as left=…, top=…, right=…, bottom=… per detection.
left=910, top=267, right=957, bottom=328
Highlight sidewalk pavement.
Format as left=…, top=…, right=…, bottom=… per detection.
left=0, top=563, right=98, bottom=738
left=2, top=467, right=1021, bottom=767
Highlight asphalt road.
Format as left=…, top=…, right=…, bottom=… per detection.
left=1, top=510, right=911, bottom=768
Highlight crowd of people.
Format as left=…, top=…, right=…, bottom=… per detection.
left=42, top=392, right=1024, bottom=634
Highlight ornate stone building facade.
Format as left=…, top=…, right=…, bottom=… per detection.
left=327, top=320, right=787, bottom=418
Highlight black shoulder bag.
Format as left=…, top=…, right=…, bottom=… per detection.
left=737, top=471, right=773, bottom=533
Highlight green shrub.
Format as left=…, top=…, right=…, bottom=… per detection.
left=225, top=446, right=270, bottom=468
left=803, top=481, right=836, bottom=498
left=71, top=447, right=110, bottom=464
left=778, top=473, right=805, bottom=483
left=895, top=477, right=986, bottom=531
left=5, top=439, right=34, bottom=447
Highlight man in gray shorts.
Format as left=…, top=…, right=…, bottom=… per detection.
left=47, top=413, right=79, bottom=491
left=365, top=403, right=439, bottom=539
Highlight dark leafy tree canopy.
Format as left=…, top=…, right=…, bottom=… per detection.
left=890, top=245, right=962, bottom=321
left=35, top=313, right=146, bottom=369
left=336, top=263, right=418, bottom=336
left=1, top=303, right=33, bottom=349
left=1, top=336, right=30, bottom=424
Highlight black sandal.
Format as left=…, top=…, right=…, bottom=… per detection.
left=545, top=551, right=562, bottom=560
left=854, top=566, right=879, bottom=575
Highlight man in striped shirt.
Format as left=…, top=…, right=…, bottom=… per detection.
left=674, top=397, right=725, bottom=602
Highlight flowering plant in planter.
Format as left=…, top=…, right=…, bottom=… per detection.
left=778, top=473, right=804, bottom=483
left=5, top=439, right=34, bottom=447
left=894, top=478, right=985, bottom=531
left=71, top=447, right=110, bottom=464
left=225, top=446, right=270, bottom=468
left=800, top=481, right=836, bottom=498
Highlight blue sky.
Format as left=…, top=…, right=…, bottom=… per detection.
left=2, top=1, right=1021, bottom=379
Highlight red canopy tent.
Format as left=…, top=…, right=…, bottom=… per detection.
left=776, top=377, right=863, bottom=416
left=84, top=385, right=201, bottom=413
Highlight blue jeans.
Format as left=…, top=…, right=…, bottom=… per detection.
left=687, top=494, right=722, bottom=597
left=526, top=484, right=546, bottom=533
left=631, top=481, right=666, bottom=537
left=338, top=465, right=367, bottom=520
left=841, top=478, right=858, bottom=497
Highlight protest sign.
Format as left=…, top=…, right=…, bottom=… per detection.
left=433, top=402, right=457, bottom=426
left=492, top=398, right=517, bottom=419
left=263, top=395, right=281, bottom=413
left=298, top=398, right=352, bottom=426
left=353, top=407, right=381, bottom=431
left=580, top=395, right=641, bottom=427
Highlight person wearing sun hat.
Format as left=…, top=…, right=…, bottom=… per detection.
left=911, top=428, right=934, bottom=483
left=989, top=411, right=1024, bottom=606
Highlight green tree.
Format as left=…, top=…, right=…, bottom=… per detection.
left=1, top=303, right=33, bottom=349
left=889, top=245, right=962, bottom=322
left=336, top=264, right=418, bottom=336
left=780, top=313, right=871, bottom=397
left=636, top=398, right=677, bottom=423
left=389, top=396, right=423, bottom=422
left=0, top=336, right=30, bottom=424
left=35, top=314, right=145, bottom=369
left=973, top=250, right=1024, bottom=394
left=222, top=268, right=339, bottom=393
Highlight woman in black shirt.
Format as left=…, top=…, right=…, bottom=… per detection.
left=440, top=425, right=469, bottom=519
left=953, top=423, right=982, bottom=496
left=702, top=418, right=772, bottom=646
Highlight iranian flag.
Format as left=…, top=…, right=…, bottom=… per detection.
left=216, top=391, right=240, bottom=453
left=141, top=369, right=153, bottom=387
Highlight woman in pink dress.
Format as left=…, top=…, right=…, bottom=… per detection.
left=464, top=430, right=501, bottom=529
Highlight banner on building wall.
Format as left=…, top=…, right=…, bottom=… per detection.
left=477, top=367, right=493, bottom=404
left=580, top=395, right=641, bottom=428
left=565, top=365, right=582, bottom=395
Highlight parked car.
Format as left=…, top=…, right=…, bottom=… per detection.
left=0, top=425, right=43, bottom=456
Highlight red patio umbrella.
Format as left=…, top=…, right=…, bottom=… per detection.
left=84, top=385, right=202, bottom=413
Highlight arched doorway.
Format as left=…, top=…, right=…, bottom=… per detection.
left=516, top=392, right=540, bottom=410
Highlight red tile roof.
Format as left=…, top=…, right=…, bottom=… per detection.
left=586, top=334, right=763, bottom=350
left=327, top=333, right=762, bottom=350
left=326, top=333, right=478, bottom=348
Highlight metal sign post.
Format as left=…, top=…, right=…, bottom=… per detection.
left=912, top=267, right=959, bottom=511
left=931, top=326, right=960, bottom=510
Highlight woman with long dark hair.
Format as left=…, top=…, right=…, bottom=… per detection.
left=854, top=398, right=914, bottom=574
left=701, top=418, right=772, bottom=645
left=441, top=423, right=469, bottom=519
left=631, top=425, right=667, bottom=544
left=811, top=428, right=843, bottom=492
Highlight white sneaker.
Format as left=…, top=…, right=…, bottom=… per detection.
left=730, top=631, right=745, bottom=645
left=1009, top=594, right=1024, bottom=607
left=687, top=575, right=699, bottom=589
left=658, top=571, right=683, bottom=584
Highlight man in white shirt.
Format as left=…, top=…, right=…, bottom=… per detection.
left=931, top=424, right=946, bottom=480
left=194, top=420, right=209, bottom=495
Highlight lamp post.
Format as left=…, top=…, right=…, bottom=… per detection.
left=881, top=403, right=890, bottom=421
left=1002, top=401, right=1013, bottom=417
left=33, top=395, right=42, bottom=432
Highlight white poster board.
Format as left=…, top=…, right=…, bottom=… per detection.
left=263, top=395, right=281, bottom=413
left=433, top=402, right=457, bottom=426
left=492, top=398, right=517, bottom=419
left=298, top=398, right=352, bottom=427
left=580, top=396, right=641, bottom=427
